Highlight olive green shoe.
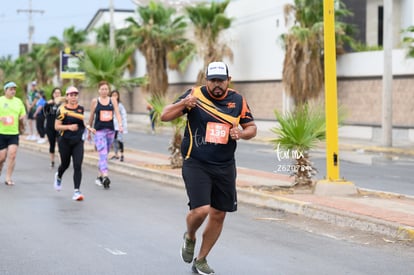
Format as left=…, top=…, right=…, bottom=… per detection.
left=180, top=232, right=195, bottom=263
left=192, top=257, right=215, bottom=275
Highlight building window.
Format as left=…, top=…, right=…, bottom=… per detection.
left=378, top=6, right=383, bottom=46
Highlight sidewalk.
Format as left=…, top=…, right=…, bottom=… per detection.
left=19, top=118, right=414, bottom=241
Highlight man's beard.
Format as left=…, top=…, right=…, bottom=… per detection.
left=211, top=87, right=225, bottom=97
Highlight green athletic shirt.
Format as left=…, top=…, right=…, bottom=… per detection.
left=0, top=96, right=26, bottom=135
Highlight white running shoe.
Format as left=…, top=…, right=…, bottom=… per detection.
left=54, top=172, right=62, bottom=191
left=95, top=176, right=103, bottom=186
left=72, top=190, right=84, bottom=201
left=37, top=138, right=46, bottom=144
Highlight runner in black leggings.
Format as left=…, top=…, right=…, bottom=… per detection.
left=43, top=87, right=62, bottom=168
left=54, top=86, right=92, bottom=201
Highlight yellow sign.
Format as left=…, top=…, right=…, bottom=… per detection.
left=60, top=49, right=85, bottom=80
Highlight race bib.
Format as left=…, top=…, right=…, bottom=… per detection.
left=205, top=122, right=230, bottom=144
left=99, top=110, right=113, bottom=122
left=3, top=116, right=14, bottom=126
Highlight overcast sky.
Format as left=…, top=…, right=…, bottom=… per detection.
left=0, top=0, right=137, bottom=59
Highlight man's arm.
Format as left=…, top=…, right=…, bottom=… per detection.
left=230, top=121, right=257, bottom=141
left=240, top=121, right=257, bottom=140
left=161, top=94, right=197, bottom=122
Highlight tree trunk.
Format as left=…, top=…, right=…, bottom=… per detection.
left=293, top=154, right=317, bottom=188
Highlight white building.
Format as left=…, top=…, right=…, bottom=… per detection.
left=84, top=0, right=414, bottom=132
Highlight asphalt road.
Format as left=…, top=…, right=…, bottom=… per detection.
left=0, top=149, right=414, bottom=274
left=124, top=130, right=414, bottom=196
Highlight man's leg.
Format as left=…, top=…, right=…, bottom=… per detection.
left=0, top=148, right=7, bottom=176
left=5, top=144, right=18, bottom=182
left=196, top=207, right=226, bottom=260
left=186, top=205, right=210, bottom=240
left=181, top=205, right=209, bottom=264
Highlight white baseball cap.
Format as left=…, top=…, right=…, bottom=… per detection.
left=65, top=86, right=79, bottom=95
left=206, top=61, right=229, bottom=80
left=4, top=81, right=17, bottom=90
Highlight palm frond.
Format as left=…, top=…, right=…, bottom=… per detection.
left=270, top=104, right=326, bottom=153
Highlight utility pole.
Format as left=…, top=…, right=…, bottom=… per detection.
left=17, top=0, right=44, bottom=53
left=313, top=0, right=356, bottom=196
left=382, top=0, right=393, bottom=147
left=109, top=0, right=115, bottom=49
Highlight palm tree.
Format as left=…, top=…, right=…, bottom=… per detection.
left=0, top=55, right=15, bottom=84
left=123, top=1, right=190, bottom=97
left=25, top=44, right=55, bottom=87
left=282, top=0, right=354, bottom=107
left=95, top=23, right=140, bottom=111
left=80, top=46, right=145, bottom=89
left=185, top=0, right=233, bottom=85
left=44, top=36, right=64, bottom=82
left=14, top=55, right=35, bottom=90
left=94, top=23, right=111, bottom=45
left=270, top=104, right=326, bottom=187
left=63, top=26, right=87, bottom=50
left=147, top=95, right=186, bottom=168
left=0, top=56, right=26, bottom=100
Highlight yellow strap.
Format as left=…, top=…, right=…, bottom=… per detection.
left=58, top=105, right=84, bottom=120
left=185, top=121, right=193, bottom=160
left=184, top=87, right=240, bottom=158
left=192, top=86, right=240, bottom=126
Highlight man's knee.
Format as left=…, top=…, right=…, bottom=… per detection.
left=7, top=146, right=18, bottom=159
left=191, top=205, right=210, bottom=219
left=209, top=207, right=226, bottom=222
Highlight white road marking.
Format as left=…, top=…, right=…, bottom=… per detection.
left=104, top=248, right=127, bottom=255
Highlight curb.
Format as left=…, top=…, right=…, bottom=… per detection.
left=20, top=141, right=414, bottom=241
left=236, top=187, right=414, bottom=241
left=339, top=143, right=414, bottom=157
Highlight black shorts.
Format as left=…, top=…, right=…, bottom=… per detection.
left=0, top=134, right=19, bottom=150
left=27, top=109, right=35, bottom=120
left=182, top=157, right=237, bottom=212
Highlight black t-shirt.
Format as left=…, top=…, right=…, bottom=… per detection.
left=177, top=86, right=254, bottom=165
left=56, top=104, right=85, bottom=142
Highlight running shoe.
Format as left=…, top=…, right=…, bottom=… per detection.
left=72, top=190, right=84, bottom=201
left=120, top=155, right=124, bottom=162
left=192, top=258, right=215, bottom=275
left=54, top=172, right=62, bottom=191
left=37, top=138, right=46, bottom=144
left=102, top=176, right=111, bottom=189
left=95, top=176, right=103, bottom=186
left=181, top=232, right=195, bottom=263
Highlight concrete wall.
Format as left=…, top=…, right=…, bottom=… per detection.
left=77, top=75, right=412, bottom=129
